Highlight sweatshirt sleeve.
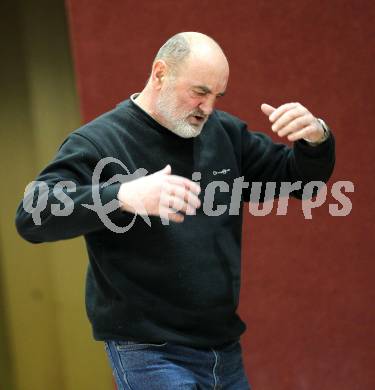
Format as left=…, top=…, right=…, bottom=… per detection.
left=240, top=121, right=335, bottom=202
left=15, top=132, right=130, bottom=243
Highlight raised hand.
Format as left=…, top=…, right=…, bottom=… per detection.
left=261, top=102, right=325, bottom=143
left=117, top=165, right=201, bottom=223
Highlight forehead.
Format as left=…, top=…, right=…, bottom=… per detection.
left=175, top=52, right=229, bottom=93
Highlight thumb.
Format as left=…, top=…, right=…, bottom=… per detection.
left=160, top=164, right=171, bottom=175
left=261, top=103, right=276, bottom=117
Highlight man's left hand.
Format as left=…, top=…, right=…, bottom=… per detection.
left=261, top=102, right=325, bottom=143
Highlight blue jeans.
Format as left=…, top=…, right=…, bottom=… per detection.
left=104, top=339, right=251, bottom=389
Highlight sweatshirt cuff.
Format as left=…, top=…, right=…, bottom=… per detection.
left=295, top=131, right=334, bottom=157
left=99, top=182, right=122, bottom=205
left=99, top=183, right=136, bottom=225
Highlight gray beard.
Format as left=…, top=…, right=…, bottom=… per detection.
left=155, top=92, right=205, bottom=138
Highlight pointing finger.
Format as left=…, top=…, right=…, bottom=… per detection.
left=269, top=102, right=299, bottom=123
left=261, top=103, right=276, bottom=117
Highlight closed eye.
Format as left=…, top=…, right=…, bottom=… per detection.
left=191, top=87, right=226, bottom=98
left=194, top=90, right=208, bottom=96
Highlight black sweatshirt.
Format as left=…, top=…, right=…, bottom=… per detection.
left=15, top=98, right=335, bottom=347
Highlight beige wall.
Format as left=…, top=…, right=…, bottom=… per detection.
left=0, top=1, right=113, bottom=389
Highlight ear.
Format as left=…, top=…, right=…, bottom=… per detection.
left=151, top=60, right=167, bottom=89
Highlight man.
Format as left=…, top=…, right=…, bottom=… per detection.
left=16, top=32, right=335, bottom=389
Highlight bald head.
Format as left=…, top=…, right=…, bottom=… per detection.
left=135, top=32, right=229, bottom=138
left=154, top=32, right=229, bottom=77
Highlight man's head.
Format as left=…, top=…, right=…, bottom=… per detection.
left=138, top=32, right=229, bottom=138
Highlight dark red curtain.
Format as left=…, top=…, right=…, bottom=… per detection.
left=66, top=1, right=375, bottom=388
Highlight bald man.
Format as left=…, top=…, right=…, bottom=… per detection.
left=16, top=32, right=335, bottom=389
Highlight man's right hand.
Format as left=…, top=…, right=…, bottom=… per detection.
left=117, top=165, right=201, bottom=223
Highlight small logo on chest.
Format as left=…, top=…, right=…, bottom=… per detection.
left=213, top=169, right=231, bottom=176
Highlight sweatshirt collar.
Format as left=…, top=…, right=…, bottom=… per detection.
left=126, top=93, right=196, bottom=142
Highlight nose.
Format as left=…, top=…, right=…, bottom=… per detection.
left=198, top=96, right=216, bottom=116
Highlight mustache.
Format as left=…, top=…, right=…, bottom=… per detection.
left=189, top=109, right=207, bottom=119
